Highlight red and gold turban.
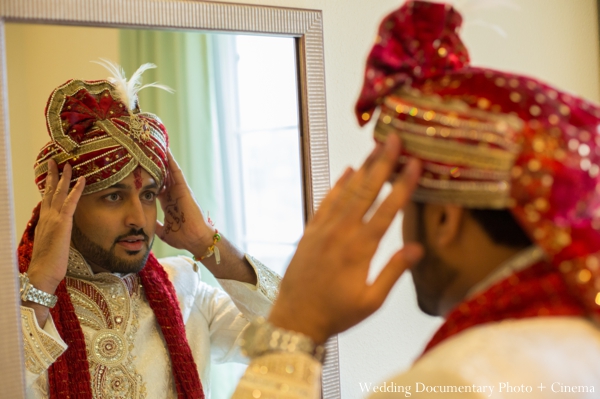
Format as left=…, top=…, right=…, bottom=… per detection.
left=34, top=62, right=169, bottom=195
left=356, top=0, right=600, bottom=350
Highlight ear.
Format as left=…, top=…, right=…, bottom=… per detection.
left=425, top=203, right=465, bottom=248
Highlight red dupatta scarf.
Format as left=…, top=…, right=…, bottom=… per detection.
left=423, top=258, right=586, bottom=354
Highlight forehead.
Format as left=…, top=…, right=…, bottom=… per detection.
left=84, top=167, right=156, bottom=196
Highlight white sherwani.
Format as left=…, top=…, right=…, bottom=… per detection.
left=22, top=249, right=280, bottom=398
left=232, top=248, right=600, bottom=399
left=233, top=318, right=600, bottom=399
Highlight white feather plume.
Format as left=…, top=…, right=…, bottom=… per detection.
left=92, top=58, right=174, bottom=110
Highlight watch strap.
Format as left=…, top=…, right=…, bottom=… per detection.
left=20, top=273, right=58, bottom=308
left=239, top=317, right=326, bottom=362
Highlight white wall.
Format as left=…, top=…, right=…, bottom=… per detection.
left=5, top=1, right=600, bottom=398
left=206, top=0, right=600, bottom=397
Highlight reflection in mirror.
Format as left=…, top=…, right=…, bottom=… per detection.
left=7, top=23, right=303, bottom=398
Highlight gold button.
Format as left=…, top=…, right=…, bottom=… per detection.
left=477, top=98, right=490, bottom=109
left=548, top=114, right=559, bottom=125
left=578, top=269, right=592, bottom=284
left=559, top=104, right=570, bottom=116
left=586, top=256, right=599, bottom=270
left=528, top=159, right=541, bottom=172
left=423, top=111, right=435, bottom=121
left=559, top=261, right=573, bottom=273
left=529, top=105, right=541, bottom=116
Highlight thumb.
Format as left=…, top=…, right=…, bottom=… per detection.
left=365, top=243, right=423, bottom=309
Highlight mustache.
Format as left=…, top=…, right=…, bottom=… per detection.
left=114, top=228, right=150, bottom=244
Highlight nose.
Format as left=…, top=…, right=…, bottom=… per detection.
left=125, top=197, right=147, bottom=230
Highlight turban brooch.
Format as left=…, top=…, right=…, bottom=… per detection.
left=34, top=61, right=172, bottom=195
left=356, top=1, right=600, bottom=319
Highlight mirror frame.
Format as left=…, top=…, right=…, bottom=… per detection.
left=0, top=0, right=337, bottom=397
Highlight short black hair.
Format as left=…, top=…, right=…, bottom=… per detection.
left=415, top=202, right=532, bottom=248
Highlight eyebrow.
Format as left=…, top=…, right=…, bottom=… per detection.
left=108, top=182, right=159, bottom=190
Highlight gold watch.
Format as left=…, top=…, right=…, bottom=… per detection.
left=239, top=317, right=326, bottom=362
left=19, top=273, right=58, bottom=308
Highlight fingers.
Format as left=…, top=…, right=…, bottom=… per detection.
left=51, top=163, right=73, bottom=210
left=60, top=177, right=86, bottom=216
left=166, top=148, right=187, bottom=184
left=312, top=167, right=354, bottom=224
left=363, top=158, right=421, bottom=239
left=315, top=141, right=389, bottom=224
left=41, top=160, right=87, bottom=216
left=339, top=134, right=402, bottom=221
left=364, top=243, right=423, bottom=310
left=41, top=159, right=58, bottom=210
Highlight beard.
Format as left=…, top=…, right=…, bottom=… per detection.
left=71, top=223, right=153, bottom=274
left=409, top=202, right=459, bottom=316
left=410, top=244, right=458, bottom=316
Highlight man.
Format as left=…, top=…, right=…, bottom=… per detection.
left=231, top=1, right=600, bottom=397
left=19, top=63, right=280, bottom=398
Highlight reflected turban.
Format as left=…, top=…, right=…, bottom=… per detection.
left=34, top=61, right=170, bottom=195
left=356, top=1, right=600, bottom=353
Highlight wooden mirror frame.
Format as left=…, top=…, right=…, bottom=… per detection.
left=0, top=0, right=338, bottom=397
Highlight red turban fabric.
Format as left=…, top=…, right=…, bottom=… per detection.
left=35, top=77, right=168, bottom=194
left=356, top=1, right=600, bottom=353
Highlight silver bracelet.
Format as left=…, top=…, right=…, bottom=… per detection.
left=19, top=273, right=58, bottom=308
left=239, top=317, right=326, bottom=362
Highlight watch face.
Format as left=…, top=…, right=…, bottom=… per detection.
left=19, top=274, right=28, bottom=293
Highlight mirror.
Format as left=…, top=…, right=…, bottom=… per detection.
left=0, top=1, right=335, bottom=397
left=8, top=23, right=303, bottom=398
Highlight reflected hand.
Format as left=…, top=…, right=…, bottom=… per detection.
left=156, top=149, right=215, bottom=255
left=26, top=160, right=85, bottom=326
left=268, top=135, right=424, bottom=344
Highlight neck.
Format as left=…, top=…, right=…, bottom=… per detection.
left=439, top=245, right=543, bottom=316
left=466, top=245, right=545, bottom=298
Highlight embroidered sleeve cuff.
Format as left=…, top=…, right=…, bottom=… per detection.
left=232, top=352, right=321, bottom=399
left=245, top=254, right=281, bottom=303
left=216, top=255, right=281, bottom=319
left=21, top=306, right=67, bottom=375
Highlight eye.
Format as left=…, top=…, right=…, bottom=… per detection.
left=142, top=191, right=156, bottom=201
left=105, top=193, right=121, bottom=202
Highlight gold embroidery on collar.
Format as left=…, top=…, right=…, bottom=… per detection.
left=66, top=247, right=95, bottom=277
left=65, top=249, right=147, bottom=398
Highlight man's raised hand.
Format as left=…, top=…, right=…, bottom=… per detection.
left=155, top=149, right=215, bottom=255
left=25, top=160, right=85, bottom=326
left=268, top=135, right=423, bottom=344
